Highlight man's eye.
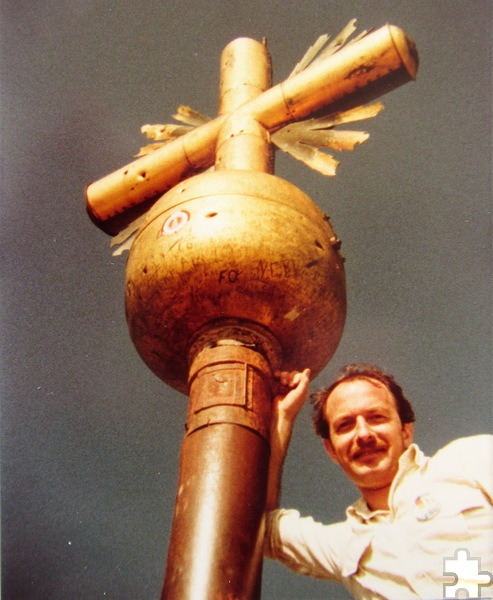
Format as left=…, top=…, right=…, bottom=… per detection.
left=369, top=414, right=386, bottom=423
left=336, top=421, right=352, bottom=432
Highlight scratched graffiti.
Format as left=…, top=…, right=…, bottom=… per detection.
left=159, top=225, right=303, bottom=285
left=218, top=269, right=241, bottom=283
left=217, top=260, right=301, bottom=284
left=252, top=259, right=299, bottom=281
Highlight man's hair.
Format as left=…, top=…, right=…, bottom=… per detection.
left=311, top=363, right=416, bottom=440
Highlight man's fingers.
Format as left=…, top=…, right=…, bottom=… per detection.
left=291, top=372, right=302, bottom=386
left=299, top=368, right=311, bottom=386
left=275, top=369, right=309, bottom=387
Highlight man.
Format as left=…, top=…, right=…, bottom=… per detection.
left=264, top=364, right=493, bottom=599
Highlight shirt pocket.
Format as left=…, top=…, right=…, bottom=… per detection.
left=435, top=486, right=485, bottom=516
left=414, top=486, right=487, bottom=549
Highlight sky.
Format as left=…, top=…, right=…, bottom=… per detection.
left=1, top=1, right=491, bottom=599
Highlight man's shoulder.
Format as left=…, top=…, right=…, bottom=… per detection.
left=434, top=434, right=492, bottom=457
left=427, top=434, right=493, bottom=474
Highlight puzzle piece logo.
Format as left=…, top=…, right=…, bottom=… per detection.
left=443, top=548, right=493, bottom=598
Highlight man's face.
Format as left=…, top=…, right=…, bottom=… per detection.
left=323, top=378, right=414, bottom=494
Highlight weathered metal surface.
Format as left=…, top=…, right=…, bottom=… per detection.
left=124, top=169, right=346, bottom=393
left=86, top=24, right=417, bottom=232
left=217, top=39, right=273, bottom=173
left=162, top=342, right=272, bottom=600
left=218, top=38, right=271, bottom=114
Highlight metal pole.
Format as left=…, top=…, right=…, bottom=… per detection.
left=163, top=333, right=278, bottom=599
left=162, top=39, right=276, bottom=599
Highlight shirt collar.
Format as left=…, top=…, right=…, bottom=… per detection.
left=397, top=442, right=426, bottom=472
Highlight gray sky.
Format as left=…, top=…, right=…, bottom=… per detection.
left=1, top=2, right=491, bottom=599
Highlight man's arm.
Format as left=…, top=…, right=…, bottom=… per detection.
left=266, top=368, right=311, bottom=511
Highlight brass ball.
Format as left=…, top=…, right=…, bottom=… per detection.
left=125, top=170, right=346, bottom=393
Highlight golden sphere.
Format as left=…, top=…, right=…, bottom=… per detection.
left=125, top=170, right=346, bottom=393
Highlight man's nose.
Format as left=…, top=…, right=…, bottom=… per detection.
left=355, top=417, right=375, bottom=443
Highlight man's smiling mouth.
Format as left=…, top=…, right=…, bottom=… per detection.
left=353, top=447, right=386, bottom=460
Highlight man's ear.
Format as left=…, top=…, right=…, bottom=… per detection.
left=323, top=438, right=340, bottom=464
left=402, top=422, right=414, bottom=449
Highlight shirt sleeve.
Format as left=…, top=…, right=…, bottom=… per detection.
left=264, top=508, right=351, bottom=581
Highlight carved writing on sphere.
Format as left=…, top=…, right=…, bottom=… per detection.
left=252, top=259, right=299, bottom=280
left=218, top=269, right=241, bottom=283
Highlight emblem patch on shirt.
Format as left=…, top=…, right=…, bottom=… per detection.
left=415, top=494, right=441, bottom=521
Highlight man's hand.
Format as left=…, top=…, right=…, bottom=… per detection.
left=273, top=369, right=311, bottom=424
left=266, top=368, right=311, bottom=510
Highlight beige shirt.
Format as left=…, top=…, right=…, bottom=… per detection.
left=265, top=435, right=493, bottom=599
